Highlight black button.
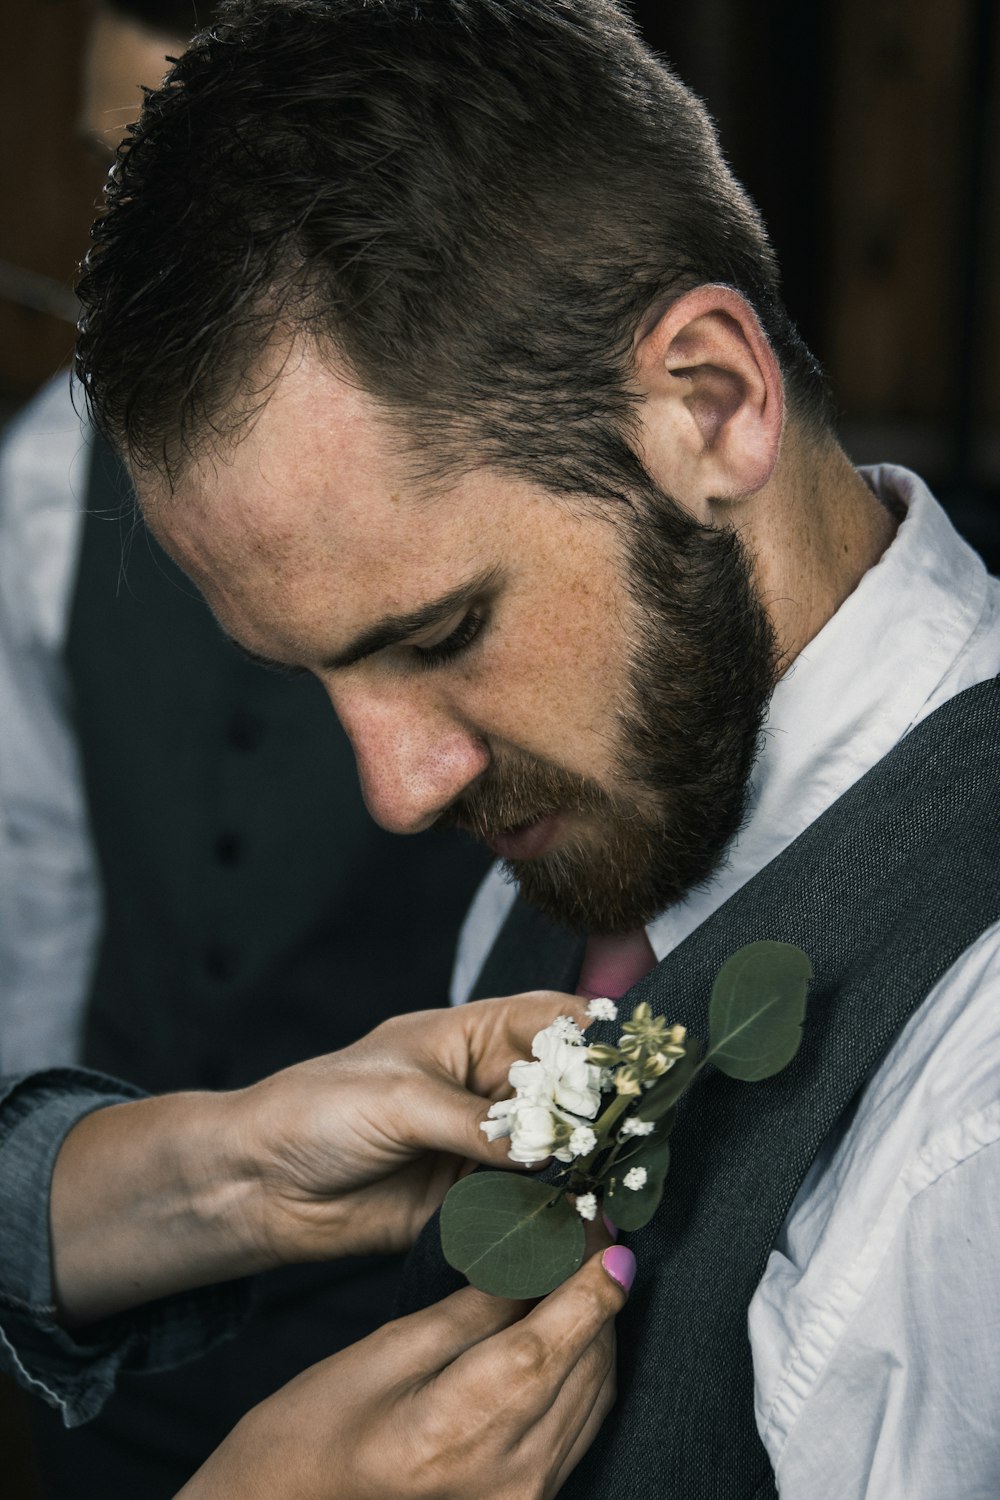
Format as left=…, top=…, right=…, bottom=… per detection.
left=214, top=831, right=243, bottom=866
left=227, top=709, right=265, bottom=752
left=203, top=943, right=238, bottom=982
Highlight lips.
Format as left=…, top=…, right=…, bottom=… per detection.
left=485, top=813, right=563, bottom=861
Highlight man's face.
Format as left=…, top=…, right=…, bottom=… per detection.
left=144, top=347, right=774, bottom=933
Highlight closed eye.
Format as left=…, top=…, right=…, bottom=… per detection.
left=411, top=609, right=486, bottom=668
left=228, top=638, right=309, bottom=679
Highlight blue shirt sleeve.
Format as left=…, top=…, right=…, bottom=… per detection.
left=0, top=1067, right=251, bottom=1427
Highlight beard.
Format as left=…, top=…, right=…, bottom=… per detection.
left=437, top=479, right=778, bottom=934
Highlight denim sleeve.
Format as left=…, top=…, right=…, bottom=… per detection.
left=0, top=1068, right=251, bottom=1427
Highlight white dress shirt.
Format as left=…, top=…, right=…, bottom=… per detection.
left=452, top=467, right=1000, bottom=1498
left=0, top=374, right=97, bottom=1072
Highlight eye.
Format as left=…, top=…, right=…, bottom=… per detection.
left=253, top=659, right=310, bottom=681
left=411, top=608, right=486, bottom=669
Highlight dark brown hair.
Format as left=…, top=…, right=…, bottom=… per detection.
left=77, top=0, right=831, bottom=496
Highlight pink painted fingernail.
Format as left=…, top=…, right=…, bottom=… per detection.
left=602, top=1245, right=636, bottom=1294
left=602, top=1212, right=619, bottom=1242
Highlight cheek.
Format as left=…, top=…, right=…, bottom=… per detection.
left=457, top=587, right=630, bottom=775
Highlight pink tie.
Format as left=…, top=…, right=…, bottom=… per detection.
left=576, top=928, right=657, bottom=1001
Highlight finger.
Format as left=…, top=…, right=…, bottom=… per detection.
left=462, top=991, right=593, bottom=1093
left=580, top=1208, right=615, bottom=1259
left=548, top=1332, right=618, bottom=1495
left=391, top=1072, right=528, bottom=1167
left=375, top=1282, right=532, bottom=1373
left=386, top=993, right=594, bottom=1167
left=441, top=1245, right=635, bottom=1427
left=539, top=1326, right=618, bottom=1497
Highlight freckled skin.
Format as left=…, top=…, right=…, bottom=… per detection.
left=145, top=348, right=637, bottom=838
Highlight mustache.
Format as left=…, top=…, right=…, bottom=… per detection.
left=435, top=750, right=617, bottom=840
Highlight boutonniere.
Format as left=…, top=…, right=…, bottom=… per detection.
left=442, top=941, right=812, bottom=1297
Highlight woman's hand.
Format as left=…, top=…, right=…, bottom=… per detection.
left=236, top=991, right=591, bottom=1264
left=177, top=1242, right=634, bottom=1500
left=51, top=992, right=588, bottom=1321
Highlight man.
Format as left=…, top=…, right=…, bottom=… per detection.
left=2, top=0, right=487, bottom=1491
left=74, top=1, right=1000, bottom=1496
left=0, top=993, right=631, bottom=1499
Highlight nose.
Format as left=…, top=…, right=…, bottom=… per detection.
left=328, top=684, right=490, bottom=834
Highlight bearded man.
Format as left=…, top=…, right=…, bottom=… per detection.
left=74, top=2, right=1000, bottom=1497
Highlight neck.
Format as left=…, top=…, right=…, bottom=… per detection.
left=737, top=431, right=899, bottom=673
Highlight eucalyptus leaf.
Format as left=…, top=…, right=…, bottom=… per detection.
left=605, top=1138, right=670, bottom=1231
left=441, top=1172, right=585, bottom=1298
left=636, top=1040, right=704, bottom=1120
left=706, top=941, right=812, bottom=1081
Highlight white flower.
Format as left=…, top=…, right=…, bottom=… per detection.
left=620, top=1118, right=654, bottom=1138
left=508, top=1019, right=606, bottom=1120
left=585, top=997, right=618, bottom=1022
left=481, top=1094, right=566, bottom=1164
left=480, top=1106, right=513, bottom=1144
left=568, top=1125, right=598, bottom=1158
left=548, top=1014, right=587, bottom=1042
left=574, top=1192, right=598, bottom=1221
left=481, top=1017, right=610, bottom=1165
left=623, top=1166, right=648, bottom=1191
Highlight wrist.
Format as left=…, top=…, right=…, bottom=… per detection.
left=221, top=1072, right=357, bottom=1267
left=51, top=1090, right=277, bottom=1325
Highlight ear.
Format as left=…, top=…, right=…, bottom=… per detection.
left=631, top=284, right=784, bottom=521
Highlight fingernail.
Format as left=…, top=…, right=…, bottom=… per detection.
left=602, top=1212, right=619, bottom=1242
left=602, top=1245, right=636, bottom=1294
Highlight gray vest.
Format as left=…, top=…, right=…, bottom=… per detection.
left=398, top=676, right=1000, bottom=1499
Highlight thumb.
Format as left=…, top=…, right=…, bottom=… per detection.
left=397, top=1073, right=517, bottom=1167
left=440, top=1243, right=636, bottom=1416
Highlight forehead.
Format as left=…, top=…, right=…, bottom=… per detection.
left=139, top=346, right=617, bottom=662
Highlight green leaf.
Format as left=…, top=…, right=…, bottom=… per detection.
left=605, top=1138, right=670, bottom=1231
left=636, top=1039, right=704, bottom=1120
left=706, top=941, right=812, bottom=1082
left=440, top=1172, right=585, bottom=1298
left=654, top=1103, right=677, bottom=1139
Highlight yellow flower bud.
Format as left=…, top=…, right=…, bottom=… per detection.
left=614, top=1065, right=643, bottom=1096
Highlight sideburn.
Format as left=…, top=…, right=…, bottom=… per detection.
left=613, top=485, right=778, bottom=913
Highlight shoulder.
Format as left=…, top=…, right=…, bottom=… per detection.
left=0, top=374, right=92, bottom=648
left=1, top=372, right=87, bottom=475
left=779, top=915, right=1000, bottom=1263
left=0, top=372, right=91, bottom=535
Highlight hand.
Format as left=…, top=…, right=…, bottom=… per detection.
left=234, top=991, right=591, bottom=1264
left=51, top=992, right=589, bottom=1322
left=176, top=1242, right=634, bottom=1500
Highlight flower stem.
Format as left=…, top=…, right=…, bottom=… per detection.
left=571, top=1093, right=633, bottom=1177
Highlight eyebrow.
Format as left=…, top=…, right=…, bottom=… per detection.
left=229, top=564, right=503, bottom=676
